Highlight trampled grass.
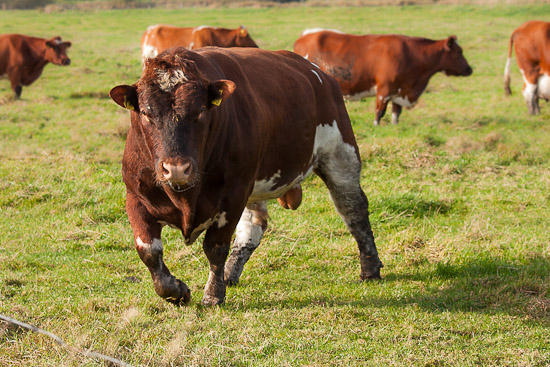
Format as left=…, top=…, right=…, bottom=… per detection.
left=1, top=4, right=549, bottom=367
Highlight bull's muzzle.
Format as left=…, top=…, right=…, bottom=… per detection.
left=162, top=161, right=192, bottom=185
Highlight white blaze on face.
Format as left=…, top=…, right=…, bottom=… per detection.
left=184, top=211, right=228, bottom=246
left=156, top=68, right=188, bottom=92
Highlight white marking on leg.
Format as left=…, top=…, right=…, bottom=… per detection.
left=391, top=111, right=399, bottom=124
left=136, top=237, right=163, bottom=253
left=311, top=69, right=323, bottom=84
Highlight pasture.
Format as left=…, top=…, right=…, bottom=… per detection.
left=1, top=4, right=549, bottom=366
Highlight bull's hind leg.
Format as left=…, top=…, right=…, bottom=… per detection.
left=315, top=133, right=383, bottom=279
left=224, top=201, right=268, bottom=285
left=126, top=193, right=191, bottom=305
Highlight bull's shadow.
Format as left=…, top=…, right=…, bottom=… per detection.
left=229, top=254, right=550, bottom=320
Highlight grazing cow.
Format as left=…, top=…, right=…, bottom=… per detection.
left=504, top=20, right=550, bottom=115
left=0, top=34, right=71, bottom=98
left=141, top=25, right=258, bottom=63
left=293, top=29, right=473, bottom=125
left=109, top=47, right=382, bottom=306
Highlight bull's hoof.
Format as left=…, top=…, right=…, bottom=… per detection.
left=201, top=294, right=225, bottom=306
left=360, top=258, right=384, bottom=280
left=155, top=278, right=191, bottom=306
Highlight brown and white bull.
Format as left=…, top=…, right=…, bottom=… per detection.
left=504, top=20, right=550, bottom=115
left=141, top=25, right=258, bottom=63
left=293, top=29, right=473, bottom=125
left=109, top=47, right=382, bottom=306
left=0, top=34, right=71, bottom=98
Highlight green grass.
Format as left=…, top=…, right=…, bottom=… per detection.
left=1, top=4, right=550, bottom=367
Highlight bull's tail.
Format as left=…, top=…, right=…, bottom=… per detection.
left=504, top=31, right=516, bottom=96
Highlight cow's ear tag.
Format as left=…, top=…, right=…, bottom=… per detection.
left=211, top=90, right=224, bottom=106
left=109, top=85, right=139, bottom=111
left=123, top=96, right=135, bottom=110
left=209, top=80, right=236, bottom=107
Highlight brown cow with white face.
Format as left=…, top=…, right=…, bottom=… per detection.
left=0, top=34, right=71, bottom=98
left=141, top=25, right=258, bottom=64
left=293, top=29, right=473, bottom=125
left=110, top=47, right=382, bottom=306
left=504, top=21, right=550, bottom=115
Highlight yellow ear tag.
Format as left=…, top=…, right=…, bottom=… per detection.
left=123, top=96, right=135, bottom=110
left=211, top=89, right=223, bottom=106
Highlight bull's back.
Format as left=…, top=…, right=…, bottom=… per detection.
left=196, top=47, right=353, bottom=177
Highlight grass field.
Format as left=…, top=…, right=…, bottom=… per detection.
left=1, top=4, right=549, bottom=366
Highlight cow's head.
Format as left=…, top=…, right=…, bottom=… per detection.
left=110, top=50, right=235, bottom=192
left=45, top=37, right=71, bottom=66
left=440, top=36, right=472, bottom=77
left=234, top=26, right=259, bottom=48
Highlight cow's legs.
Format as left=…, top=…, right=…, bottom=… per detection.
left=126, top=193, right=191, bottom=305
left=202, top=225, right=235, bottom=306
left=316, top=147, right=383, bottom=279
left=521, top=70, right=541, bottom=115
left=374, top=89, right=390, bottom=126
left=9, top=72, right=22, bottom=99
left=391, top=103, right=402, bottom=125
left=224, top=201, right=268, bottom=285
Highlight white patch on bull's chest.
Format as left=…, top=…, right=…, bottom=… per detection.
left=136, top=237, right=163, bottom=253
left=347, top=86, right=377, bottom=101
left=311, top=70, right=323, bottom=84
left=184, top=211, right=227, bottom=246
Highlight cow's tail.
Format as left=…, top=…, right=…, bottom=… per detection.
left=504, top=31, right=516, bottom=96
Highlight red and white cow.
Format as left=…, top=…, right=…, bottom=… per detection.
left=110, top=47, right=382, bottom=306
left=0, top=34, right=71, bottom=98
left=293, top=29, right=473, bottom=125
left=141, top=25, right=258, bottom=63
left=504, top=20, right=550, bottom=115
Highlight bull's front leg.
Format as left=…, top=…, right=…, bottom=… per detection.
left=8, top=68, right=22, bottom=99
left=126, top=193, right=191, bottom=305
left=374, top=88, right=390, bottom=126
left=202, top=225, right=233, bottom=306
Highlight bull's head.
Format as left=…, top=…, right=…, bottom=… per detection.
left=440, top=36, right=473, bottom=77
left=110, top=51, right=235, bottom=192
left=45, top=37, right=71, bottom=66
left=235, top=26, right=259, bottom=48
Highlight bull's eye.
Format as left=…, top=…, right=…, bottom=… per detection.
left=140, top=110, right=151, bottom=124
left=200, top=106, right=206, bottom=113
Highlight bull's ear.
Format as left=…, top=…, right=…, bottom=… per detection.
left=208, top=80, right=236, bottom=107
left=64, top=41, right=72, bottom=48
left=110, top=85, right=139, bottom=111
left=444, top=35, right=457, bottom=51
